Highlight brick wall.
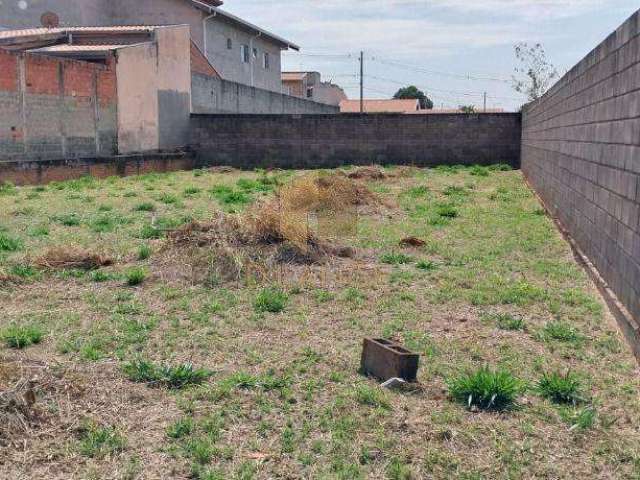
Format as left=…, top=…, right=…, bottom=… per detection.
left=191, top=74, right=339, bottom=115
left=522, top=10, right=640, bottom=347
left=0, top=50, right=117, bottom=162
left=190, top=113, right=521, bottom=169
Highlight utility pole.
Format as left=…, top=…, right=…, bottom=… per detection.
left=483, top=92, right=487, bottom=113
left=359, top=51, right=364, bottom=113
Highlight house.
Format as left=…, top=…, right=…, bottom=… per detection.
left=339, top=99, right=420, bottom=113
left=282, top=72, right=347, bottom=106
left=0, top=0, right=298, bottom=93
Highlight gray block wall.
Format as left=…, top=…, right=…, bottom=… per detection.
left=522, top=10, right=640, bottom=336
left=191, top=74, right=339, bottom=115
left=190, top=113, right=521, bottom=169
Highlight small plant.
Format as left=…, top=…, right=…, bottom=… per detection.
left=123, top=359, right=211, bottom=389
left=183, top=186, right=202, bottom=196
left=137, top=245, right=152, bottom=260
left=159, top=193, right=179, bottom=205
left=448, top=366, right=521, bottom=411
left=354, top=384, right=391, bottom=409
left=254, top=286, right=288, bottom=313
left=539, top=321, right=583, bottom=343
left=10, top=264, right=38, bottom=279
left=488, top=164, right=513, bottom=171
left=380, top=252, right=414, bottom=265
left=77, top=422, right=126, bottom=458
left=493, top=313, right=526, bottom=331
left=134, top=202, right=156, bottom=212
left=53, top=213, right=81, bottom=227
left=435, top=203, right=458, bottom=218
left=536, top=371, right=584, bottom=404
left=125, top=267, right=147, bottom=286
left=166, top=417, right=195, bottom=439
left=469, top=165, right=490, bottom=177
left=0, top=181, right=16, bottom=196
left=405, top=186, right=429, bottom=198
left=90, top=270, right=112, bottom=283
left=139, top=223, right=163, bottom=239
left=443, top=185, right=468, bottom=197
left=1, top=324, right=44, bottom=349
left=559, top=406, right=596, bottom=430
left=416, top=260, right=437, bottom=271
left=0, top=232, right=22, bottom=252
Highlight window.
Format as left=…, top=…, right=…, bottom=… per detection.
left=252, top=47, right=258, bottom=59
left=263, top=52, right=270, bottom=69
left=306, top=87, right=314, bottom=99
left=227, top=38, right=232, bottom=50
left=241, top=44, right=250, bottom=63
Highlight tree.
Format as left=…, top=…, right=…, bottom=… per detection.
left=393, top=86, right=434, bottom=110
left=459, top=105, right=476, bottom=114
left=512, top=42, right=558, bottom=102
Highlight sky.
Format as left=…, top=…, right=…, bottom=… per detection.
left=222, top=0, right=639, bottom=111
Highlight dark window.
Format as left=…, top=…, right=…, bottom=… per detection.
left=263, top=52, right=270, bottom=69
left=252, top=47, right=258, bottom=59
left=241, top=44, right=250, bottom=63
left=227, top=38, right=232, bottom=50
left=306, top=87, right=313, bottom=98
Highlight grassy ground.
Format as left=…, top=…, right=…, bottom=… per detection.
left=0, top=165, right=639, bottom=480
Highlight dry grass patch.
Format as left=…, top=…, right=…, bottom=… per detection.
left=35, top=246, right=113, bottom=271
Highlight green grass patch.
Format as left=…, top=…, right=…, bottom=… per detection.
left=536, top=371, right=584, bottom=405
left=448, top=366, right=521, bottom=411
left=77, top=422, right=126, bottom=458
left=0, top=232, right=22, bottom=251
left=1, top=324, right=44, bottom=349
left=125, top=267, right=147, bottom=286
left=123, top=359, right=211, bottom=389
left=380, top=252, right=414, bottom=265
left=254, top=286, right=288, bottom=313
left=538, top=321, right=584, bottom=343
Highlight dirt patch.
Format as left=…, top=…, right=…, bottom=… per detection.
left=400, top=236, right=427, bottom=247
left=347, top=166, right=387, bottom=181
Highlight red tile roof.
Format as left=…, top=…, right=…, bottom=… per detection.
left=340, top=99, right=420, bottom=113
left=190, top=41, right=220, bottom=78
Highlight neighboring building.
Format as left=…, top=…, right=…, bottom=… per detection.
left=282, top=71, right=347, bottom=106
left=408, top=108, right=505, bottom=114
left=0, top=25, right=195, bottom=156
left=0, top=0, right=299, bottom=93
left=340, top=99, right=420, bottom=113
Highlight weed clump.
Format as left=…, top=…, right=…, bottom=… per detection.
left=254, top=286, right=288, bottom=313
left=536, top=371, right=584, bottom=404
left=448, top=366, right=521, bottom=411
left=1, top=324, right=44, bottom=349
left=380, top=252, right=413, bottom=265
left=125, top=267, right=147, bottom=286
left=123, top=359, right=211, bottom=389
left=0, top=233, right=22, bottom=252
left=77, top=422, right=126, bottom=458
left=538, top=321, right=583, bottom=343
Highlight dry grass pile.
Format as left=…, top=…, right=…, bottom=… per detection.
left=346, top=166, right=387, bottom=180
left=35, top=246, right=113, bottom=271
left=162, top=173, right=371, bottom=283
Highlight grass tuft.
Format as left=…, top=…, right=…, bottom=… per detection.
left=0, top=232, right=22, bottom=252
left=380, top=252, right=414, bottom=265
left=538, top=321, right=583, bottom=343
left=254, top=286, right=288, bottom=313
left=137, top=244, right=152, bottom=260
left=1, top=324, right=44, bottom=349
left=77, top=422, right=126, bottom=458
left=448, top=366, right=521, bottom=411
left=123, top=359, right=211, bottom=389
left=536, top=371, right=584, bottom=404
left=125, top=267, right=147, bottom=286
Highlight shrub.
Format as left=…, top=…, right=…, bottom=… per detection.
left=125, top=267, right=147, bottom=286
left=539, top=321, right=583, bottom=343
left=448, top=366, right=521, bottom=411
left=137, top=245, right=152, bottom=261
left=469, top=165, right=490, bottom=177
left=78, top=422, right=126, bottom=458
left=536, top=371, right=584, bottom=404
left=0, top=233, right=22, bottom=252
left=254, top=286, right=288, bottom=313
left=123, top=359, right=211, bottom=389
left=1, top=324, right=44, bottom=349
left=134, top=202, right=156, bottom=212
left=380, top=252, right=414, bottom=265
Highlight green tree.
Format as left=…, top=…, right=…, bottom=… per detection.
left=512, top=42, right=558, bottom=102
left=393, top=86, right=434, bottom=110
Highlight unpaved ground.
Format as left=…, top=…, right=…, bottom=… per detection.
left=0, top=165, right=639, bottom=479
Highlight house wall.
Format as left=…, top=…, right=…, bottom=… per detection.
left=190, top=113, right=521, bottom=169
left=312, top=82, right=348, bottom=107
left=191, top=74, right=339, bottom=114
left=0, top=49, right=117, bottom=162
left=203, top=16, right=283, bottom=92
left=0, top=0, right=108, bottom=29
left=115, top=25, right=192, bottom=154
left=521, top=10, right=640, bottom=354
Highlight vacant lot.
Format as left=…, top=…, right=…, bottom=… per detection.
left=0, top=165, right=639, bottom=480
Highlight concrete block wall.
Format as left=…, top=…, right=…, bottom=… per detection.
left=522, top=10, right=640, bottom=334
left=191, top=113, right=521, bottom=169
left=191, top=74, right=339, bottom=115
left=0, top=49, right=117, bottom=162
